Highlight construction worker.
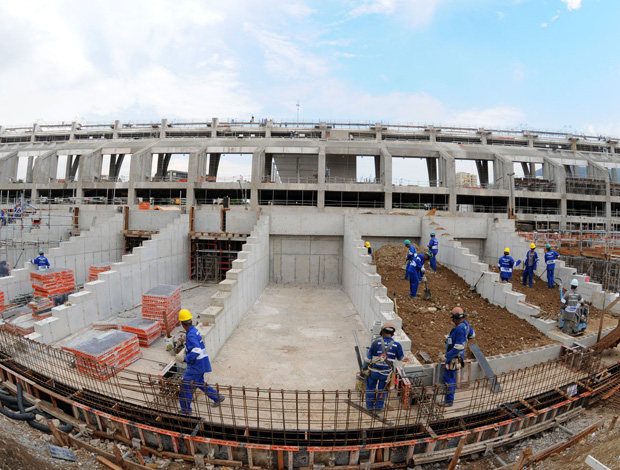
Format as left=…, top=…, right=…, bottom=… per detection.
left=427, top=232, right=439, bottom=271
left=30, top=249, right=50, bottom=270
left=498, top=248, right=520, bottom=282
left=439, top=307, right=475, bottom=407
left=178, top=309, right=224, bottom=414
left=365, top=241, right=373, bottom=262
left=522, top=243, right=539, bottom=288
left=0, top=210, right=5, bottom=226
left=362, top=322, right=406, bottom=410
left=561, top=279, right=584, bottom=310
left=544, top=244, right=560, bottom=289
left=402, top=240, right=417, bottom=280
left=407, top=252, right=430, bottom=298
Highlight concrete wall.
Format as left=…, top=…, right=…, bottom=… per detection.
left=128, top=208, right=181, bottom=231
left=28, top=213, right=190, bottom=344
left=270, top=235, right=342, bottom=284
left=0, top=212, right=124, bottom=301
left=342, top=216, right=411, bottom=353
left=197, top=216, right=270, bottom=357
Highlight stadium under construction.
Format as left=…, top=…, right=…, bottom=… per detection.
left=0, top=119, right=620, bottom=468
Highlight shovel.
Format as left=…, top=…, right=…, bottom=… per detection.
left=470, top=272, right=484, bottom=292
left=423, top=278, right=431, bottom=299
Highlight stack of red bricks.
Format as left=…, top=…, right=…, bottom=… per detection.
left=92, top=322, right=118, bottom=332
left=141, top=285, right=181, bottom=336
left=88, top=262, right=112, bottom=282
left=30, top=268, right=76, bottom=298
left=28, top=296, right=54, bottom=317
left=0, top=292, right=4, bottom=313
left=1, top=306, right=32, bottom=333
left=120, top=318, right=162, bottom=347
left=10, top=313, right=36, bottom=336
left=70, top=330, right=142, bottom=381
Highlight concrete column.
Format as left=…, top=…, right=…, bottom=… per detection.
left=211, top=118, right=218, bottom=138
left=318, top=147, right=326, bottom=210
left=64, top=155, right=72, bottom=181
left=70, top=121, right=77, bottom=141
left=426, top=157, right=438, bottom=187
left=375, top=123, right=382, bottom=141
left=208, top=153, right=221, bottom=177
left=265, top=120, right=272, bottom=139
left=160, top=119, right=167, bottom=139
left=31, top=123, right=37, bottom=143
left=250, top=147, right=265, bottom=210
left=320, top=122, right=328, bottom=139
left=438, top=147, right=456, bottom=212
left=381, top=146, right=393, bottom=210
left=128, top=144, right=155, bottom=205
left=26, top=155, right=34, bottom=183
left=74, top=154, right=84, bottom=199
left=426, top=126, right=437, bottom=143
left=112, top=120, right=120, bottom=139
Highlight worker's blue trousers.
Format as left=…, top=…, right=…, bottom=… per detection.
left=430, top=253, right=437, bottom=271
left=366, top=371, right=390, bottom=409
left=179, top=371, right=219, bottom=414
left=408, top=271, right=419, bottom=297
left=547, top=268, right=555, bottom=288
left=522, top=266, right=534, bottom=287
left=443, top=367, right=457, bottom=405
left=500, top=273, right=512, bottom=282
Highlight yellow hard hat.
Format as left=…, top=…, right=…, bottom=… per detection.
left=530, top=243, right=536, bottom=249
left=365, top=241, right=370, bottom=248
left=504, top=247, right=510, bottom=254
left=179, top=309, right=193, bottom=322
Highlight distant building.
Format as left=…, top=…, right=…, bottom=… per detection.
left=166, top=170, right=188, bottom=181
left=456, top=172, right=478, bottom=187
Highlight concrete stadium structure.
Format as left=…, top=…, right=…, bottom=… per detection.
left=1, top=120, right=620, bottom=468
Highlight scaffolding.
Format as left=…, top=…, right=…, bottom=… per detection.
left=189, top=238, right=244, bottom=282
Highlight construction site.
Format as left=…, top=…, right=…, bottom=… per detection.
left=0, top=120, right=620, bottom=469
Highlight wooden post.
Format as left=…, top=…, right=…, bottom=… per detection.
left=447, top=436, right=466, bottom=470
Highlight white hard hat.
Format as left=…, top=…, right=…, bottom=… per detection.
left=570, top=279, right=578, bottom=287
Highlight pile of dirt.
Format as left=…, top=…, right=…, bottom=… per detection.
left=374, top=244, right=555, bottom=360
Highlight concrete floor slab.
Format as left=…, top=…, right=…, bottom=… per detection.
left=208, top=284, right=368, bottom=390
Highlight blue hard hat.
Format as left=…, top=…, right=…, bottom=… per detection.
left=404, top=240, right=411, bottom=245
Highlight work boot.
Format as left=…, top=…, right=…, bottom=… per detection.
left=212, top=396, right=226, bottom=407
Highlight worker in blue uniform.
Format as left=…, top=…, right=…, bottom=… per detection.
left=362, top=322, right=406, bottom=410
left=407, top=252, right=430, bottom=297
left=178, top=309, right=224, bottom=414
left=427, top=232, right=439, bottom=271
left=30, top=249, right=50, bottom=270
left=365, top=241, right=374, bottom=263
left=439, top=307, right=475, bottom=407
left=544, top=244, right=560, bottom=289
left=522, top=243, right=539, bottom=288
left=498, top=247, right=520, bottom=282
left=402, top=240, right=417, bottom=280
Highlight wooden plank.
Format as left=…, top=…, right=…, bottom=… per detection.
left=447, top=436, right=466, bottom=470
left=113, top=445, right=129, bottom=470
left=66, top=433, right=153, bottom=470
left=98, top=456, right=124, bottom=470
left=603, top=295, right=620, bottom=312
left=586, top=455, right=612, bottom=470
left=470, top=344, right=502, bottom=392
left=48, top=419, right=68, bottom=447
left=514, top=448, right=532, bottom=470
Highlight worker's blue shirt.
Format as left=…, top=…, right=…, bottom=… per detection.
left=365, top=336, right=405, bottom=375
left=184, top=325, right=212, bottom=375
left=428, top=237, right=438, bottom=254
left=445, top=321, right=475, bottom=361
left=544, top=250, right=560, bottom=268
left=406, top=245, right=416, bottom=262
left=498, top=255, right=515, bottom=274
left=524, top=250, right=539, bottom=269
left=30, top=256, right=50, bottom=268
left=407, top=253, right=426, bottom=274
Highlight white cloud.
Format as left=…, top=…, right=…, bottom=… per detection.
left=551, top=14, right=560, bottom=21
left=349, top=0, right=441, bottom=28
left=541, top=22, right=548, bottom=27
left=561, top=0, right=582, bottom=11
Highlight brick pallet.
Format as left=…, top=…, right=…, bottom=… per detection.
left=93, top=322, right=119, bottom=331
left=141, top=285, right=181, bottom=335
left=70, top=330, right=142, bottom=381
left=9, top=313, right=36, bottom=336
left=30, top=268, right=76, bottom=298
left=120, top=318, right=162, bottom=347
left=88, top=263, right=112, bottom=282
left=0, top=292, right=4, bottom=312
left=28, top=296, right=54, bottom=315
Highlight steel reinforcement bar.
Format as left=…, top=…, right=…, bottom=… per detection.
left=0, top=330, right=618, bottom=468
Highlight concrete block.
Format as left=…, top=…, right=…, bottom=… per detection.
left=226, top=269, right=242, bottom=280
left=33, top=316, right=57, bottom=344
left=219, top=279, right=238, bottom=292
left=210, top=290, right=231, bottom=307
left=25, top=332, right=44, bottom=343
left=99, top=271, right=122, bottom=314
left=200, top=306, right=224, bottom=324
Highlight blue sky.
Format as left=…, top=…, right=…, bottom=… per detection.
left=0, top=0, right=618, bottom=138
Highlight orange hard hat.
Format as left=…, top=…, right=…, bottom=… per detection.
left=381, top=322, right=396, bottom=334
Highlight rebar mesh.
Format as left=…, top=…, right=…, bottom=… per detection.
left=0, top=330, right=607, bottom=447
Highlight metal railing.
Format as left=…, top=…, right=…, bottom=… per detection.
left=0, top=330, right=605, bottom=447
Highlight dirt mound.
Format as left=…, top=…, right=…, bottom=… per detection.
left=374, top=244, right=555, bottom=360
